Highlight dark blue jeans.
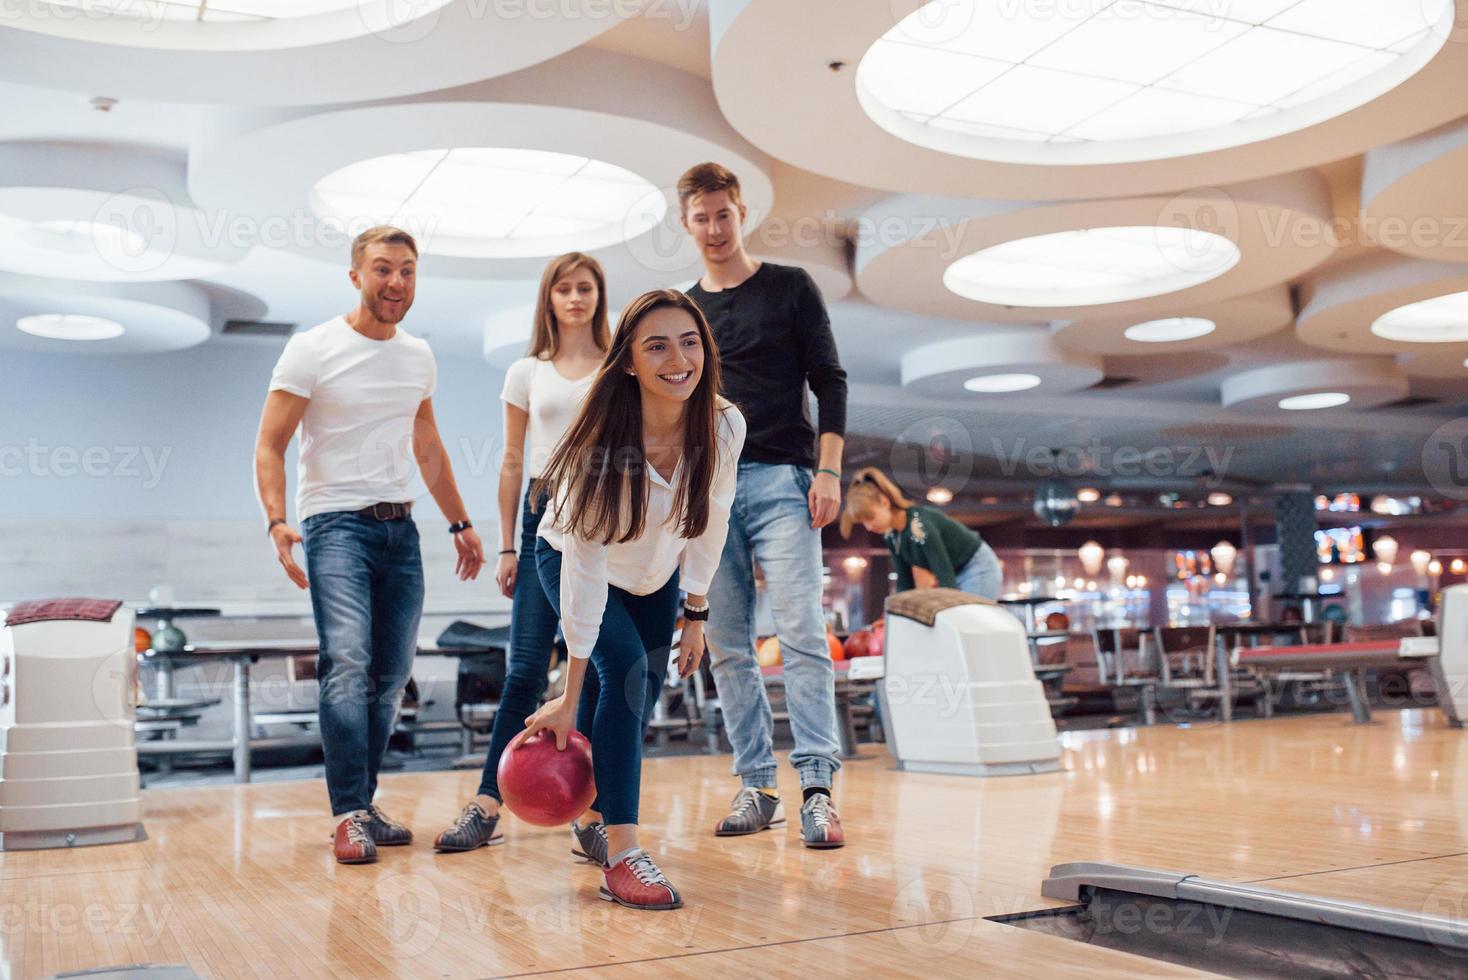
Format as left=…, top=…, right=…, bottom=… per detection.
left=302, top=511, right=423, bottom=816
left=535, top=537, right=678, bottom=826
left=477, top=489, right=561, bottom=800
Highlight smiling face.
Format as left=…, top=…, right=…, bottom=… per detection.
left=351, top=242, right=416, bottom=324
left=550, top=264, right=599, bottom=332
left=682, top=188, right=746, bottom=265
left=627, top=305, right=704, bottom=405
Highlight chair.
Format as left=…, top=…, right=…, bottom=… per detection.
left=1092, top=627, right=1159, bottom=724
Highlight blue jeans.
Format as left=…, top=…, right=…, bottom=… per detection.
left=302, top=511, right=424, bottom=816
left=954, top=541, right=1003, bottom=600
left=536, top=538, right=679, bottom=826
left=705, top=462, right=841, bottom=790
left=476, top=489, right=560, bottom=801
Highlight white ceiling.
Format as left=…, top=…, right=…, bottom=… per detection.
left=2, top=0, right=1467, bottom=494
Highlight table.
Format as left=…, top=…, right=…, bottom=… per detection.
left=1235, top=639, right=1439, bottom=723
left=137, top=639, right=504, bottom=783
left=998, top=595, right=1061, bottom=632
left=135, top=607, right=221, bottom=695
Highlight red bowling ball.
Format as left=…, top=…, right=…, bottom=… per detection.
left=496, top=728, right=597, bottom=826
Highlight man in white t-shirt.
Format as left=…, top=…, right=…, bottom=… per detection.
left=254, top=226, right=484, bottom=865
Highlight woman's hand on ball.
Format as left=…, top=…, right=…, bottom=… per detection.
left=523, top=695, right=576, bottom=750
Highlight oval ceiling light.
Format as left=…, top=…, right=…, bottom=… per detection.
left=17, top=313, right=125, bottom=341
left=943, top=226, right=1240, bottom=308
left=1370, top=290, right=1468, bottom=343
left=856, top=0, right=1452, bottom=166
left=311, top=148, right=665, bottom=260
left=963, top=372, right=1042, bottom=393
left=1123, top=316, right=1218, bottom=343
left=1279, top=391, right=1351, bottom=410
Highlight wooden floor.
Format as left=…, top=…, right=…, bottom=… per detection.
left=6, top=710, right=1468, bottom=979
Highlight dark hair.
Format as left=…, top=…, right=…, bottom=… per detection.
left=677, top=162, right=743, bottom=217
left=528, top=252, right=610, bottom=360
left=533, top=290, right=726, bottom=545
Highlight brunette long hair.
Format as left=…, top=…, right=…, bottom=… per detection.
left=533, top=290, right=726, bottom=545
left=527, top=252, right=611, bottom=359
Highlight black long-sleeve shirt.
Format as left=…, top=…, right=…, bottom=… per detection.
left=687, top=262, right=847, bottom=469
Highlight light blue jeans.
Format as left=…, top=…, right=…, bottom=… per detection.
left=954, top=541, right=1003, bottom=600
left=706, top=462, right=841, bottom=791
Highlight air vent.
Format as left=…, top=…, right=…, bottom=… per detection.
left=1090, top=375, right=1138, bottom=390
left=223, top=320, right=296, bottom=337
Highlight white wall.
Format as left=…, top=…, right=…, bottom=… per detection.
left=0, top=337, right=516, bottom=611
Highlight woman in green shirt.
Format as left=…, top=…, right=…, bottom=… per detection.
left=839, top=468, right=1003, bottom=599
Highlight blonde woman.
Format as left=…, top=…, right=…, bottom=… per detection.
left=840, top=468, right=1001, bottom=599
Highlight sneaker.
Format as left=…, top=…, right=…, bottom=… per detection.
left=334, top=810, right=377, bottom=864
left=800, top=793, right=845, bottom=850
left=571, top=820, right=609, bottom=865
left=367, top=804, right=413, bottom=847
left=714, top=787, right=785, bottom=837
left=600, top=849, right=683, bottom=911
left=433, top=802, right=505, bottom=853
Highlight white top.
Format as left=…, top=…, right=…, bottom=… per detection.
left=268, top=316, right=437, bottom=521
left=539, top=402, right=746, bottom=660
left=500, top=355, right=597, bottom=479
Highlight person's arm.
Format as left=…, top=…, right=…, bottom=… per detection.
left=677, top=407, right=746, bottom=678
left=793, top=271, right=847, bottom=528
left=255, top=389, right=310, bottom=590
left=523, top=653, right=587, bottom=750
left=495, top=403, right=529, bottom=597
left=411, top=397, right=484, bottom=581
left=919, top=515, right=959, bottom=589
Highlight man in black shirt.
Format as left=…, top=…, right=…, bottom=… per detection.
left=681, top=162, right=849, bottom=849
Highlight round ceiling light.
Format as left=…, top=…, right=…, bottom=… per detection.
left=17, top=313, right=125, bottom=341
left=964, top=372, right=1042, bottom=393
left=943, top=226, right=1240, bottom=307
left=856, top=0, right=1451, bottom=165
left=1278, top=391, right=1351, bottom=411
left=1123, top=316, right=1218, bottom=343
left=39, top=0, right=452, bottom=22
left=1371, top=290, right=1468, bottom=343
left=311, top=148, right=664, bottom=260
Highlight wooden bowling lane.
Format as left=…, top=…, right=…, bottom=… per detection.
left=2, top=709, right=1466, bottom=978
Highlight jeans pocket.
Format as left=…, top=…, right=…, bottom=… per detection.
left=792, top=465, right=812, bottom=496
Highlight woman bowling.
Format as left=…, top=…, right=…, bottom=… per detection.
left=840, top=468, right=1003, bottom=600
left=524, top=289, right=744, bottom=910
left=433, top=253, right=609, bottom=856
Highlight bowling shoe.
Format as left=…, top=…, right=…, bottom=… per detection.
left=714, top=787, right=785, bottom=836
left=433, top=802, right=505, bottom=852
left=334, top=810, right=377, bottom=864
left=600, top=849, right=684, bottom=911
left=799, top=792, right=845, bottom=849
left=367, top=804, right=413, bottom=846
left=571, top=820, right=609, bottom=865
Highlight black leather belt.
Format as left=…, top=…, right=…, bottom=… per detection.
left=356, top=502, right=413, bottom=521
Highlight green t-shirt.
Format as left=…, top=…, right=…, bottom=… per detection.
left=883, top=505, right=982, bottom=591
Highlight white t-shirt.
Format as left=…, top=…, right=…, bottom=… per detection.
left=539, top=402, right=746, bottom=660
left=500, top=355, right=596, bottom=478
left=268, top=316, right=437, bottom=521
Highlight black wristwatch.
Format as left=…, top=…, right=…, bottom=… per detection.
left=267, top=518, right=287, bottom=535
left=448, top=520, right=473, bottom=534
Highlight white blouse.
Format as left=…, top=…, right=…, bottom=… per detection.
left=500, top=356, right=597, bottom=479
left=538, top=402, right=746, bottom=660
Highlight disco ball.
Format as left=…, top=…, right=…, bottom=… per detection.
left=1033, top=481, right=1080, bottom=527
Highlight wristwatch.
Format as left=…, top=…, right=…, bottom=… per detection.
left=683, top=600, right=710, bottom=622
left=448, top=520, right=473, bottom=534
